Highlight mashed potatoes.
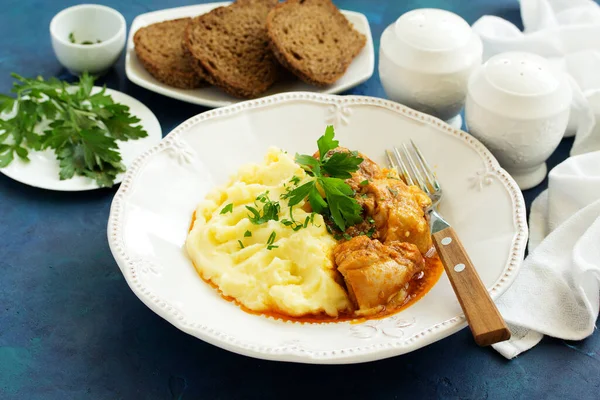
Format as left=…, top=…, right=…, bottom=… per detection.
left=186, top=148, right=351, bottom=317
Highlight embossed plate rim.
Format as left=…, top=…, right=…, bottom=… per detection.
left=107, top=92, right=528, bottom=363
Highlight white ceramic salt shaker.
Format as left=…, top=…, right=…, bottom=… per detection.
left=465, top=52, right=572, bottom=190
left=379, top=9, right=483, bottom=128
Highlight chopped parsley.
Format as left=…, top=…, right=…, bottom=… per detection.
left=244, top=230, right=252, bottom=237
left=69, top=32, right=101, bottom=45
left=360, top=179, right=369, bottom=186
left=280, top=186, right=294, bottom=200
left=281, top=207, right=316, bottom=231
left=237, top=240, right=245, bottom=249
left=309, top=212, right=318, bottom=227
left=220, top=203, right=233, bottom=214
left=246, top=192, right=280, bottom=224
left=266, top=231, right=278, bottom=250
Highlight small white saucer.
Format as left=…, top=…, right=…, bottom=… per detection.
left=0, top=87, right=162, bottom=191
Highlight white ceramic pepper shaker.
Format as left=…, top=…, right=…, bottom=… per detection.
left=465, top=52, right=572, bottom=190
left=379, top=8, right=483, bottom=128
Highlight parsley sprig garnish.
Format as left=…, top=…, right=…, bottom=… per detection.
left=286, top=126, right=364, bottom=231
left=0, top=73, right=148, bottom=187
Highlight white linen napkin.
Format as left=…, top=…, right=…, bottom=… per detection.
left=471, top=0, right=600, bottom=155
left=469, top=0, right=600, bottom=358
left=492, top=151, right=600, bottom=358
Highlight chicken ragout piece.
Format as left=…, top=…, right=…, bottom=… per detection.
left=334, top=236, right=424, bottom=316
left=320, top=147, right=436, bottom=317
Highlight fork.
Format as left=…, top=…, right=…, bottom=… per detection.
left=387, top=142, right=511, bottom=347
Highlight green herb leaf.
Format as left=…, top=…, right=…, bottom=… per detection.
left=15, top=146, right=28, bottom=160
left=238, top=240, right=245, bottom=249
left=317, top=125, right=338, bottom=161
left=0, top=149, right=14, bottom=168
left=360, top=179, right=369, bottom=186
left=266, top=231, right=278, bottom=250
left=303, top=216, right=310, bottom=228
left=246, top=192, right=280, bottom=224
left=244, top=230, right=252, bottom=237
left=246, top=206, right=261, bottom=221
left=286, top=181, right=314, bottom=207
left=308, top=184, right=327, bottom=214
left=319, top=177, right=363, bottom=231
left=0, top=94, right=15, bottom=114
left=220, top=203, right=233, bottom=214
left=309, top=212, right=316, bottom=225
left=99, top=103, right=147, bottom=141
left=294, top=154, right=321, bottom=176
left=321, top=151, right=364, bottom=179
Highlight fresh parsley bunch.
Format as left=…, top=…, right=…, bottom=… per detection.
left=285, top=126, right=364, bottom=231
left=0, top=73, right=148, bottom=187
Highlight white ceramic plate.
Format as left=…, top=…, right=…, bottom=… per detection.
left=125, top=2, right=374, bottom=107
left=0, top=88, right=162, bottom=191
left=107, top=93, right=527, bottom=364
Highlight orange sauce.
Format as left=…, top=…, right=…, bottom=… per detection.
left=194, top=255, right=443, bottom=324
left=188, top=210, right=197, bottom=232
left=188, top=206, right=443, bottom=323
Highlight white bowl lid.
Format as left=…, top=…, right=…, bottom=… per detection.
left=394, top=8, right=472, bottom=51
left=468, top=51, right=573, bottom=119
left=484, top=53, right=559, bottom=96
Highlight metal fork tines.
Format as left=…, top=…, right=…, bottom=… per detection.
left=386, top=141, right=448, bottom=234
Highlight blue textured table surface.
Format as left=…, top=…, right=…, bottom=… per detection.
left=1, top=0, right=599, bottom=399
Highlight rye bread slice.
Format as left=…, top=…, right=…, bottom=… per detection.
left=267, top=0, right=367, bottom=86
left=134, top=18, right=205, bottom=89
left=185, top=0, right=281, bottom=98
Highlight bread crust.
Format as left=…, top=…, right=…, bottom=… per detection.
left=133, top=18, right=205, bottom=89
left=184, top=0, right=280, bottom=99
left=266, top=0, right=366, bottom=86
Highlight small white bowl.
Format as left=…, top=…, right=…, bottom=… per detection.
left=50, top=4, right=126, bottom=75
left=465, top=52, right=572, bottom=190
left=379, top=9, right=482, bottom=127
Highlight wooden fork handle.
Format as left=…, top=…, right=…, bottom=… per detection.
left=432, top=227, right=511, bottom=347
